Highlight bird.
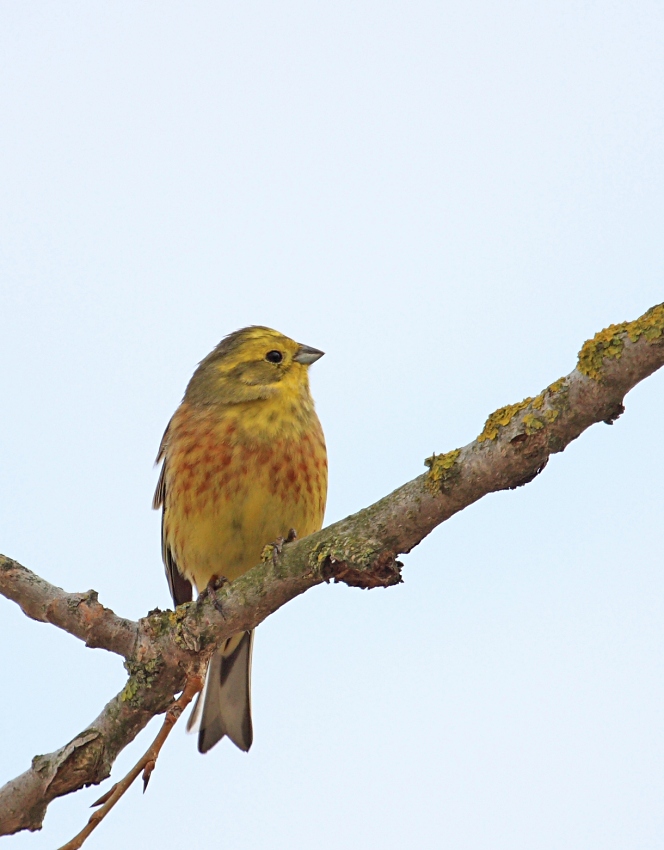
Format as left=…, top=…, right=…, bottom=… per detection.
left=153, top=326, right=327, bottom=753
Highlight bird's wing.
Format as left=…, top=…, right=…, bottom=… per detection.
left=153, top=418, right=193, bottom=607
left=162, top=515, right=193, bottom=606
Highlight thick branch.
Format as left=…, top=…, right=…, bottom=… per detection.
left=0, top=557, right=138, bottom=658
left=0, top=688, right=162, bottom=836
left=1, top=302, right=662, bottom=837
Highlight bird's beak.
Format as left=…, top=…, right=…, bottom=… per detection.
left=293, top=344, right=325, bottom=365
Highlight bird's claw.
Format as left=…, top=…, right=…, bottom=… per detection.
left=272, top=538, right=285, bottom=565
left=197, top=575, right=228, bottom=617
left=263, top=528, right=298, bottom=566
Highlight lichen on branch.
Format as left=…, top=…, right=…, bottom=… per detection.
left=577, top=302, right=664, bottom=380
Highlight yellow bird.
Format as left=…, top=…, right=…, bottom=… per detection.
left=153, top=327, right=327, bottom=753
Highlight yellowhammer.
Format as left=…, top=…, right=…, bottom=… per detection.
left=153, top=327, right=327, bottom=753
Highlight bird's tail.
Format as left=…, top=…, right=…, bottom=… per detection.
left=188, top=629, right=254, bottom=753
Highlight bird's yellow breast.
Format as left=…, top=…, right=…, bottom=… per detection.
left=162, top=395, right=327, bottom=590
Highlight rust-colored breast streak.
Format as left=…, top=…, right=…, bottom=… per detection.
left=161, top=401, right=327, bottom=591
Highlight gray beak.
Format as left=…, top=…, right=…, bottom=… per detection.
left=293, top=344, right=325, bottom=365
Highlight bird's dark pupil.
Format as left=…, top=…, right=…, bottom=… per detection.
left=266, top=350, right=283, bottom=363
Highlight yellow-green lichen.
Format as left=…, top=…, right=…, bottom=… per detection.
left=547, top=377, right=566, bottom=394
left=530, top=378, right=567, bottom=414
left=476, top=380, right=566, bottom=444
left=261, top=543, right=277, bottom=563
left=146, top=603, right=202, bottom=651
left=145, top=608, right=178, bottom=638
left=522, top=409, right=558, bottom=433
left=477, top=399, right=533, bottom=442
left=120, top=677, right=140, bottom=704
left=578, top=303, right=664, bottom=380
left=313, top=541, right=346, bottom=567
left=312, top=537, right=378, bottom=571
left=522, top=414, right=544, bottom=434
left=424, top=449, right=461, bottom=492
left=121, top=657, right=163, bottom=705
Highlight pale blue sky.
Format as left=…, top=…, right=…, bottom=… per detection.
left=1, top=3, right=663, bottom=848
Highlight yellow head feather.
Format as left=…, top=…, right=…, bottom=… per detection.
left=184, top=327, right=323, bottom=406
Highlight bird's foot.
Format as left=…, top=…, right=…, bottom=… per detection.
left=262, top=528, right=298, bottom=566
left=197, top=575, right=228, bottom=617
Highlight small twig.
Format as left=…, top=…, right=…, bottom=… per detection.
left=57, top=675, right=203, bottom=850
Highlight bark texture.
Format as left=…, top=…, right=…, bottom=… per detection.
left=1, top=302, right=663, bottom=836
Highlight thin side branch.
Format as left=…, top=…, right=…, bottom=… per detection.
left=1, top=302, right=663, bottom=837
left=0, top=556, right=138, bottom=658
left=57, top=676, right=203, bottom=850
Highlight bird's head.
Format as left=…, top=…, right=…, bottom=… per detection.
left=184, top=326, right=324, bottom=405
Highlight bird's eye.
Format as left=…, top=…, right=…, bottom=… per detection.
left=265, top=350, right=283, bottom=364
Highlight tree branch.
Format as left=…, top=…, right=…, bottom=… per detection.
left=0, top=689, right=159, bottom=836
left=1, top=302, right=662, bottom=838
left=56, top=675, right=203, bottom=850
left=0, top=557, right=138, bottom=658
